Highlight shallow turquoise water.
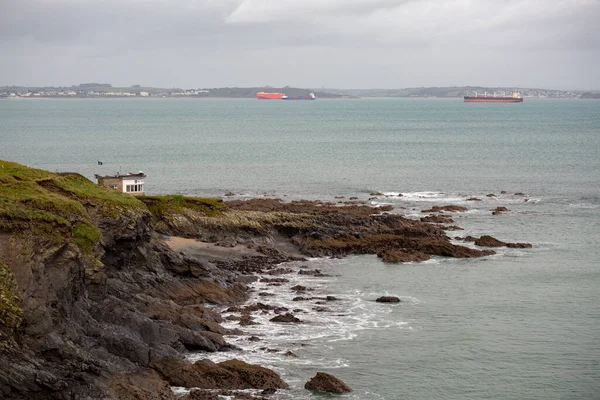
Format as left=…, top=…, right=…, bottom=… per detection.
left=1, top=98, right=599, bottom=399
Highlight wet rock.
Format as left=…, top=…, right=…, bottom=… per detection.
left=422, top=205, right=468, bottom=213
left=292, top=296, right=309, bottom=301
left=284, top=351, right=298, bottom=358
left=466, top=197, right=482, bottom=201
left=474, top=235, right=532, bottom=248
left=259, top=277, right=289, bottom=283
left=370, top=192, right=384, bottom=196
left=442, top=225, right=464, bottom=231
left=265, top=268, right=293, bottom=275
left=486, top=193, right=497, bottom=197
left=298, top=269, right=330, bottom=277
left=416, top=239, right=495, bottom=258
left=349, top=197, right=359, bottom=200
left=376, top=296, right=401, bottom=303
left=491, top=206, right=509, bottom=215
left=247, top=336, right=261, bottom=342
left=110, top=369, right=175, bottom=400
left=238, top=315, right=258, bottom=326
left=181, top=389, right=219, bottom=400
left=325, top=296, right=339, bottom=301
left=269, top=313, right=301, bottom=323
left=258, top=292, right=275, bottom=297
left=514, top=192, right=526, bottom=196
left=291, top=285, right=309, bottom=292
left=500, top=191, right=507, bottom=194
left=378, top=249, right=430, bottom=263
left=313, top=307, right=329, bottom=312
left=223, top=192, right=236, bottom=197
left=420, top=215, right=454, bottom=224
left=334, top=196, right=345, bottom=199
left=304, top=372, right=352, bottom=393
left=150, top=357, right=288, bottom=390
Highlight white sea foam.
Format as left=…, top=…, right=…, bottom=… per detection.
left=189, top=259, right=412, bottom=380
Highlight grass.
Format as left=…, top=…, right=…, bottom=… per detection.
left=0, top=160, right=144, bottom=252
left=0, top=260, right=22, bottom=330
left=72, top=222, right=102, bottom=254
left=140, top=195, right=226, bottom=218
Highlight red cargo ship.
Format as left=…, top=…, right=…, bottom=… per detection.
left=256, top=92, right=286, bottom=100
left=464, top=91, right=523, bottom=103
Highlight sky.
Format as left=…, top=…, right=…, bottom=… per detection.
left=1, top=0, right=599, bottom=90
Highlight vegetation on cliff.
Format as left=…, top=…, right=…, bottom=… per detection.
left=0, top=261, right=22, bottom=330
left=0, top=160, right=145, bottom=252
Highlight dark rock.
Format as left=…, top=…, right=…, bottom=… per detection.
left=181, top=389, right=219, bottom=400
left=291, top=285, right=309, bottom=292
left=304, top=372, right=352, bottom=393
left=150, top=357, right=288, bottom=390
left=110, top=369, right=175, bottom=400
left=466, top=197, right=482, bottom=201
left=325, top=296, right=339, bottom=301
left=259, top=277, right=289, bottom=283
left=486, top=193, right=496, bottom=197
left=514, top=192, right=526, bottom=196
left=500, top=191, right=507, bottom=194
left=284, top=351, right=298, bottom=358
left=442, top=225, right=464, bottom=231
left=269, top=313, right=301, bottom=323
left=416, top=239, right=495, bottom=258
left=265, top=268, right=293, bottom=275
left=292, top=296, right=309, bottom=301
left=474, top=235, right=532, bottom=248
left=376, top=296, right=401, bottom=303
left=422, top=205, right=468, bottom=213
left=378, top=249, right=430, bottom=263
left=248, top=336, right=261, bottom=342
left=238, top=315, right=258, bottom=326
left=420, top=214, right=454, bottom=224
left=258, top=292, right=275, bottom=297
left=491, top=206, right=509, bottom=215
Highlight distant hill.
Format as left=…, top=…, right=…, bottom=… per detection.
left=581, top=92, right=600, bottom=99
left=0, top=84, right=587, bottom=99
left=190, top=87, right=344, bottom=99
left=322, top=86, right=582, bottom=99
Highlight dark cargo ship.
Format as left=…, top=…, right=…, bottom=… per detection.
left=464, top=91, right=523, bottom=103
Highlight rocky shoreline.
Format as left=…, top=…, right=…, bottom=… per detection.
left=0, top=161, right=530, bottom=399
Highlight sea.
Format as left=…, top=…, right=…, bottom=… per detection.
left=1, top=98, right=599, bottom=399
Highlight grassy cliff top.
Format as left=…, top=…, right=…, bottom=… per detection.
left=0, top=161, right=227, bottom=251
left=0, top=160, right=147, bottom=250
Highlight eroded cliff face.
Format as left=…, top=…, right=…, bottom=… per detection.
left=0, top=162, right=259, bottom=400
left=0, top=161, right=507, bottom=400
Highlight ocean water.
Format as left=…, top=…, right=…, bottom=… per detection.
left=1, top=98, right=600, bottom=399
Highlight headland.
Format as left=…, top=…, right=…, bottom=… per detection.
left=0, top=161, right=530, bottom=399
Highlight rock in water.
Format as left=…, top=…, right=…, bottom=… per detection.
left=270, top=313, right=302, bottom=323
left=474, top=235, right=532, bottom=248
left=376, top=296, right=401, bottom=303
left=304, top=372, right=352, bottom=393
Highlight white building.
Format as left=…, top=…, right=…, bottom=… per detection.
left=95, top=172, right=146, bottom=195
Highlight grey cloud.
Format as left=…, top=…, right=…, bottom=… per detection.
left=0, top=0, right=599, bottom=89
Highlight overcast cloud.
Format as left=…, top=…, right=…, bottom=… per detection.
left=1, top=0, right=599, bottom=89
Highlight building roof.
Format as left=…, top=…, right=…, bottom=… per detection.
left=95, top=172, right=146, bottom=180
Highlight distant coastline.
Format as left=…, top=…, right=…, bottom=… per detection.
left=0, top=83, right=593, bottom=99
